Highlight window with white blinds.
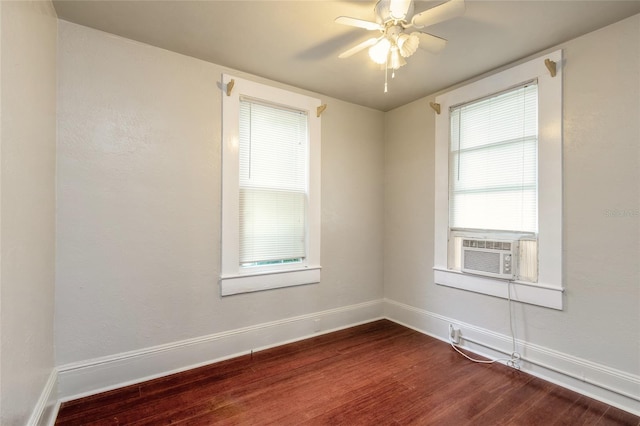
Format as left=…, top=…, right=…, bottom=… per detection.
left=221, top=74, right=321, bottom=296
left=449, top=83, right=538, bottom=233
left=239, top=100, right=308, bottom=266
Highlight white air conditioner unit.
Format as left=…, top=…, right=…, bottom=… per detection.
left=461, top=238, right=518, bottom=280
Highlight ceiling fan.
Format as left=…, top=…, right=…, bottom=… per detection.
left=336, top=0, right=465, bottom=88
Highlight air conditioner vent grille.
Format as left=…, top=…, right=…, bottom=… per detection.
left=463, top=250, right=500, bottom=274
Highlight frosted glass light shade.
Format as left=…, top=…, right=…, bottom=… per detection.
left=388, top=47, right=407, bottom=69
left=397, top=33, right=419, bottom=58
left=368, top=38, right=391, bottom=64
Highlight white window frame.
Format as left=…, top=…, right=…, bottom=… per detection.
left=221, top=74, right=321, bottom=296
left=433, top=50, right=564, bottom=310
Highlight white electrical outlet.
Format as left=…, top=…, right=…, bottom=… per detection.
left=449, top=324, right=461, bottom=344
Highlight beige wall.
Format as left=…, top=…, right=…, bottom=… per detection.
left=55, top=21, right=385, bottom=365
left=0, top=1, right=57, bottom=424
left=43, top=6, right=640, bottom=415
left=384, top=14, right=640, bottom=375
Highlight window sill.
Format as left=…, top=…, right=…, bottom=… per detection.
left=434, top=267, right=563, bottom=310
left=220, top=266, right=321, bottom=296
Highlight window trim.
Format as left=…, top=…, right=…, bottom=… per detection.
left=220, top=74, right=321, bottom=296
left=433, top=50, right=563, bottom=310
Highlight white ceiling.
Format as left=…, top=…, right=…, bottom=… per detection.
left=53, top=0, right=640, bottom=111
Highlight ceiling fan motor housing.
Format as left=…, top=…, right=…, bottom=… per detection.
left=374, top=0, right=415, bottom=25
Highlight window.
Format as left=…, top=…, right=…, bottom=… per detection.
left=433, top=50, right=563, bottom=310
left=239, top=100, right=307, bottom=268
left=221, top=75, right=321, bottom=296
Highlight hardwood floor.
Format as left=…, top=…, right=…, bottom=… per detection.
left=55, top=320, right=640, bottom=425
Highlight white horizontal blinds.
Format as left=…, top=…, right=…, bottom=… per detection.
left=449, top=83, right=538, bottom=233
left=239, top=99, right=308, bottom=265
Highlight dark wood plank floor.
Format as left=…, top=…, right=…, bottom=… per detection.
left=56, top=320, right=640, bottom=425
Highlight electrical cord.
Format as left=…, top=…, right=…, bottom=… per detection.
left=506, top=279, right=522, bottom=368
left=450, top=340, right=518, bottom=366
left=449, top=280, right=522, bottom=369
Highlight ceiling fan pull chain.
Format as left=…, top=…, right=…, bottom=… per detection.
left=384, top=56, right=389, bottom=93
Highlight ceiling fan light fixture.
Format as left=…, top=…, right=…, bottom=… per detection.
left=368, top=38, right=391, bottom=64
left=397, top=32, right=419, bottom=58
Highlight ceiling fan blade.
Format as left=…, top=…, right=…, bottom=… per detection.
left=411, top=0, right=465, bottom=28
left=335, top=16, right=383, bottom=31
left=415, top=32, right=448, bottom=54
left=389, top=0, right=412, bottom=20
left=338, top=37, right=382, bottom=59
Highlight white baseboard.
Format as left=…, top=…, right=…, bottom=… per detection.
left=27, top=369, right=58, bottom=426
left=57, top=299, right=384, bottom=402
left=383, top=298, right=640, bottom=416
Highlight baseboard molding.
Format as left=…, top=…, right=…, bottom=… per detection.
left=53, top=297, right=639, bottom=417
left=383, top=298, right=640, bottom=416
left=27, top=369, right=58, bottom=426
left=57, top=299, right=384, bottom=402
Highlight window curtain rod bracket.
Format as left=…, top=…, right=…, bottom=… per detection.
left=226, top=79, right=235, bottom=96
left=430, top=102, right=441, bottom=114
left=316, top=104, right=327, bottom=117
left=544, top=59, right=557, bottom=77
